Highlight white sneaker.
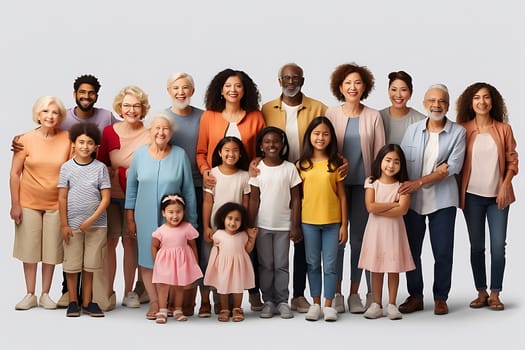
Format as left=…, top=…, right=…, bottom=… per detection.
left=260, top=301, right=276, bottom=318
left=39, top=293, right=57, bottom=309
left=15, top=293, right=37, bottom=310
left=363, top=302, right=383, bottom=319
left=386, top=304, right=403, bottom=320
left=305, top=304, right=323, bottom=321
left=277, top=302, right=294, bottom=319
left=348, top=293, right=365, bottom=313
left=333, top=293, right=345, bottom=313
left=122, top=292, right=140, bottom=308
left=323, top=306, right=338, bottom=322
left=365, top=292, right=373, bottom=310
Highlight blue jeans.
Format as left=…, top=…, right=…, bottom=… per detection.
left=463, top=193, right=509, bottom=292
left=404, top=207, right=456, bottom=300
left=302, top=223, right=340, bottom=300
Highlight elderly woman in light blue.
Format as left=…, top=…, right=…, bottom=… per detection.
left=125, top=112, right=197, bottom=320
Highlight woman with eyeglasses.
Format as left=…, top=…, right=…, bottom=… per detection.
left=379, top=71, right=426, bottom=145
left=325, top=62, right=386, bottom=314
left=97, top=86, right=151, bottom=310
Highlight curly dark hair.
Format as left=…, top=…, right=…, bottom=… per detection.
left=73, top=74, right=101, bottom=93
left=68, top=122, right=101, bottom=159
left=370, top=144, right=408, bottom=182
left=387, top=71, right=413, bottom=94
left=330, top=63, right=375, bottom=102
left=455, top=82, right=508, bottom=124
left=255, top=126, right=290, bottom=161
left=204, top=68, right=260, bottom=112
left=211, top=136, right=250, bottom=170
left=214, top=202, right=249, bottom=232
left=298, top=116, right=342, bottom=172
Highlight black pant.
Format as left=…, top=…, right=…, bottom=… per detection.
left=292, top=240, right=307, bottom=298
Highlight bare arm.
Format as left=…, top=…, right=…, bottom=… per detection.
left=126, top=209, right=137, bottom=238
left=79, top=188, right=111, bottom=232
left=58, top=187, right=73, bottom=244
left=9, top=152, right=25, bottom=224
left=378, top=193, right=411, bottom=217
left=289, top=184, right=303, bottom=243
left=247, top=185, right=260, bottom=228
left=188, top=239, right=199, bottom=262
left=202, top=191, right=214, bottom=243
left=151, top=237, right=161, bottom=261
left=365, top=187, right=399, bottom=214
left=245, top=228, right=258, bottom=253
left=11, top=133, right=25, bottom=153
left=336, top=181, right=348, bottom=245
left=398, top=163, right=449, bottom=195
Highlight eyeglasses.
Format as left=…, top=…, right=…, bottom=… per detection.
left=122, top=103, right=142, bottom=110
left=280, top=75, right=302, bottom=83
left=425, top=99, right=449, bottom=105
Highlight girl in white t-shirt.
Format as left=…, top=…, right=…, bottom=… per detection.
left=248, top=127, right=302, bottom=319
left=199, top=136, right=250, bottom=317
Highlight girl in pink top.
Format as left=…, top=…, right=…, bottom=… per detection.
left=151, top=194, right=202, bottom=323
left=204, top=202, right=257, bottom=322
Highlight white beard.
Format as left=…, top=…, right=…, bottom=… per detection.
left=427, top=109, right=446, bottom=121
left=282, top=86, right=301, bottom=98
left=172, top=98, right=191, bottom=110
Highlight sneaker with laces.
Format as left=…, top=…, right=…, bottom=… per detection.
left=260, top=301, right=276, bottom=318
left=66, top=301, right=81, bottom=317
left=323, top=306, right=338, bottom=322
left=305, top=304, right=323, bottom=321
left=291, top=296, right=311, bottom=313
left=363, top=302, right=383, bottom=319
left=133, top=281, right=149, bottom=304
left=348, top=293, right=365, bottom=314
left=82, top=302, right=105, bottom=317
left=333, top=293, right=345, bottom=313
left=249, top=292, right=264, bottom=311
left=39, top=293, right=57, bottom=309
left=277, top=302, right=294, bottom=319
left=15, top=293, right=38, bottom=310
left=56, top=292, right=69, bottom=308
left=386, top=304, right=402, bottom=320
left=122, top=291, right=140, bottom=308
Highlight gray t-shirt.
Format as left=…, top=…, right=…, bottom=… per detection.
left=61, top=107, right=118, bottom=132
left=165, top=106, right=204, bottom=187
left=57, top=158, right=111, bottom=229
left=380, top=107, right=426, bottom=145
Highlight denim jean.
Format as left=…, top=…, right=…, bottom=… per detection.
left=463, top=193, right=509, bottom=292
left=404, top=207, right=456, bottom=300
left=302, top=223, right=340, bottom=300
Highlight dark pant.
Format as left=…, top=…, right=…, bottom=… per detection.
left=292, top=241, right=307, bottom=298
left=404, top=207, right=456, bottom=300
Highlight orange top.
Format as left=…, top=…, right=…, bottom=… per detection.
left=17, top=129, right=71, bottom=210
left=196, top=110, right=265, bottom=174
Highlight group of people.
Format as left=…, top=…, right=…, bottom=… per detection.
left=9, top=62, right=518, bottom=324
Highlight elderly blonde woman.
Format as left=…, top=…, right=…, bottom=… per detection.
left=97, top=86, right=151, bottom=308
left=125, top=112, right=197, bottom=319
left=10, top=96, right=71, bottom=310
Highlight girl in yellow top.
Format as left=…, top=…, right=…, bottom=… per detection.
left=297, top=116, right=348, bottom=322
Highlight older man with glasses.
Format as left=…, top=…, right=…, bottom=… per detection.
left=398, top=84, right=466, bottom=315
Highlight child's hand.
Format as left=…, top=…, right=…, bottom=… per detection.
left=203, top=170, right=216, bottom=189
left=79, top=220, right=91, bottom=232
left=338, top=226, right=348, bottom=245
left=61, top=226, right=73, bottom=244
left=289, top=227, right=303, bottom=243
left=247, top=227, right=258, bottom=240
left=204, top=227, right=214, bottom=243
left=248, top=158, right=262, bottom=177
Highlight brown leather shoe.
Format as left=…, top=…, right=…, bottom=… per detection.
left=434, top=299, right=448, bottom=315
left=398, top=296, right=423, bottom=314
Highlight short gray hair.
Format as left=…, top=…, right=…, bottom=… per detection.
left=425, top=83, right=450, bottom=102
left=166, top=72, right=195, bottom=89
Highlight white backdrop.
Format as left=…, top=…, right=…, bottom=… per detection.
left=1, top=1, right=523, bottom=348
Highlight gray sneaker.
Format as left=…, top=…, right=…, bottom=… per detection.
left=277, top=302, right=294, bottom=319
left=260, top=301, right=276, bottom=318
left=291, top=296, right=311, bottom=313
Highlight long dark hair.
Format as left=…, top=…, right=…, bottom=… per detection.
left=211, top=136, right=249, bottom=170
left=370, top=144, right=408, bottom=182
left=298, top=116, right=341, bottom=172
left=204, top=68, right=260, bottom=112
left=455, top=82, right=508, bottom=124
left=255, top=126, right=289, bottom=161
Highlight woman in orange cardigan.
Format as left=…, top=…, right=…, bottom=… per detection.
left=196, top=68, right=265, bottom=313
left=456, top=82, right=518, bottom=311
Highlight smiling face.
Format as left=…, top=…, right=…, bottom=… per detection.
left=279, top=65, right=304, bottom=98
left=340, top=72, right=365, bottom=103
left=261, top=131, right=284, bottom=162
left=162, top=202, right=185, bottom=227
left=472, top=87, right=492, bottom=117
left=74, top=83, right=98, bottom=112
left=219, top=141, right=240, bottom=167
left=38, top=103, right=61, bottom=129
left=423, top=88, right=449, bottom=121
left=388, top=79, right=412, bottom=109
left=222, top=75, right=244, bottom=104
left=310, top=122, right=331, bottom=152
left=121, top=94, right=143, bottom=123
left=150, top=117, right=173, bottom=146
left=73, top=133, right=97, bottom=163
left=224, top=209, right=242, bottom=234
left=168, top=77, right=194, bottom=110
left=381, top=151, right=401, bottom=179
